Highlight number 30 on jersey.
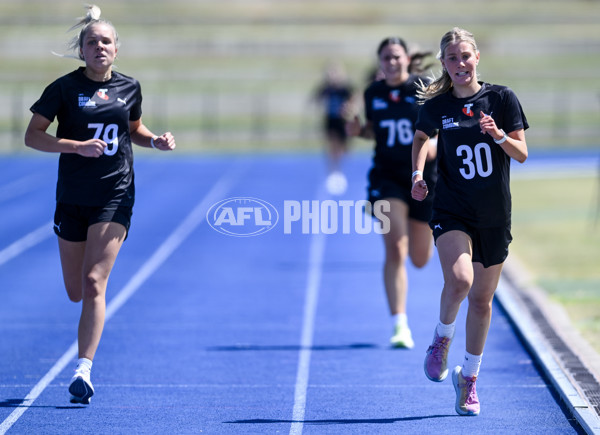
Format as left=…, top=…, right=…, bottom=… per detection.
left=89, top=123, right=119, bottom=156
left=456, top=143, right=493, bottom=179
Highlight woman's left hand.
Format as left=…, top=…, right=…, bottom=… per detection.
left=479, top=111, right=501, bottom=139
left=153, top=132, right=176, bottom=151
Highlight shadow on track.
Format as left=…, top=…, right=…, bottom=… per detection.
left=0, top=398, right=85, bottom=410
left=226, top=414, right=459, bottom=425
left=206, top=343, right=378, bottom=352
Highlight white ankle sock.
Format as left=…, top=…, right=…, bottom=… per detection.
left=393, top=313, right=408, bottom=328
left=436, top=321, right=455, bottom=338
left=462, top=351, right=482, bottom=378
left=76, top=358, right=93, bottom=373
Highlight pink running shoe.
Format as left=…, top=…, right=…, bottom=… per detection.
left=424, top=330, right=452, bottom=382
left=452, top=366, right=480, bottom=416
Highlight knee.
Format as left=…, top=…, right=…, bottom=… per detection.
left=386, top=246, right=410, bottom=268
left=385, top=247, right=403, bottom=264
left=384, top=237, right=408, bottom=265
left=468, top=293, right=493, bottom=316
left=82, top=273, right=105, bottom=299
left=445, top=273, right=473, bottom=299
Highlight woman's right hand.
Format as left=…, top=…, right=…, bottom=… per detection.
left=77, top=139, right=107, bottom=157
left=411, top=179, right=429, bottom=201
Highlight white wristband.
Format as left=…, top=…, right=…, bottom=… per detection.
left=411, top=170, right=423, bottom=180
left=494, top=130, right=507, bottom=144
left=150, top=136, right=158, bottom=149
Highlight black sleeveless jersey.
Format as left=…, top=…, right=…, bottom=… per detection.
left=30, top=67, right=143, bottom=207
left=415, top=82, right=529, bottom=228
left=364, top=76, right=436, bottom=181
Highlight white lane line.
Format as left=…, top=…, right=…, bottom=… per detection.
left=289, top=188, right=327, bottom=435
left=0, top=221, right=53, bottom=267
left=0, top=162, right=243, bottom=435
left=0, top=173, right=48, bottom=204
left=105, top=164, right=240, bottom=321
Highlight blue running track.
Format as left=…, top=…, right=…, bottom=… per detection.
left=0, top=153, right=585, bottom=434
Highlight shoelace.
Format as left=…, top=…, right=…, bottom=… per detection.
left=464, top=377, right=478, bottom=405
left=428, top=336, right=451, bottom=360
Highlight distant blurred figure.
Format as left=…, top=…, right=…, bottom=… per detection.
left=24, top=4, right=175, bottom=405
left=312, top=61, right=355, bottom=195
left=346, top=37, right=437, bottom=349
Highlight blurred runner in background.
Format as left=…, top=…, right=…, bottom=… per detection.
left=312, top=61, right=356, bottom=195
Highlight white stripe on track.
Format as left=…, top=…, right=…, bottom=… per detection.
left=0, top=221, right=53, bottom=267
left=0, top=163, right=243, bottom=435
left=289, top=188, right=327, bottom=435
left=0, top=173, right=47, bottom=204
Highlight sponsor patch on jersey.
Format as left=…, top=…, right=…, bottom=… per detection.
left=442, top=116, right=460, bottom=130
left=372, top=98, right=388, bottom=110
left=389, top=90, right=401, bottom=102
left=97, top=89, right=109, bottom=100
left=78, top=94, right=96, bottom=107
left=462, top=103, right=474, bottom=117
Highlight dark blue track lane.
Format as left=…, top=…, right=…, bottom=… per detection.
left=0, top=153, right=584, bottom=434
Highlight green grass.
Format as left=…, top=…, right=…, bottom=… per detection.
left=511, top=176, right=600, bottom=352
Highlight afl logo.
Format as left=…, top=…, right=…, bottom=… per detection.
left=207, top=197, right=279, bottom=237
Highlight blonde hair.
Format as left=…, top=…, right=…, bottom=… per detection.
left=54, top=5, right=119, bottom=60
left=417, top=27, right=479, bottom=103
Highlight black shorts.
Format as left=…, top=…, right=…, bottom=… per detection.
left=53, top=202, right=132, bottom=242
left=430, top=214, right=512, bottom=268
left=324, top=117, right=348, bottom=142
left=367, top=168, right=434, bottom=223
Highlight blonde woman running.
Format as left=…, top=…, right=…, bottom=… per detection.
left=25, top=5, right=176, bottom=404
left=412, top=27, right=528, bottom=416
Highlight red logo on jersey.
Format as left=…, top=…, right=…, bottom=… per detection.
left=389, top=90, right=401, bottom=102
left=462, top=103, right=474, bottom=117
left=97, top=89, right=109, bottom=100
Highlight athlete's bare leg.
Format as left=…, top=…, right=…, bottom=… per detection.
left=466, top=262, right=503, bottom=355
left=436, top=230, right=474, bottom=325
left=58, top=221, right=126, bottom=360
left=58, top=239, right=86, bottom=303
left=326, top=132, right=347, bottom=173
left=435, top=230, right=503, bottom=354
left=380, top=198, right=409, bottom=315
left=408, top=218, right=433, bottom=268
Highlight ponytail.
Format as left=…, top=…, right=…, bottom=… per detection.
left=416, top=69, right=453, bottom=105
left=407, top=51, right=435, bottom=75
left=53, top=5, right=119, bottom=60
